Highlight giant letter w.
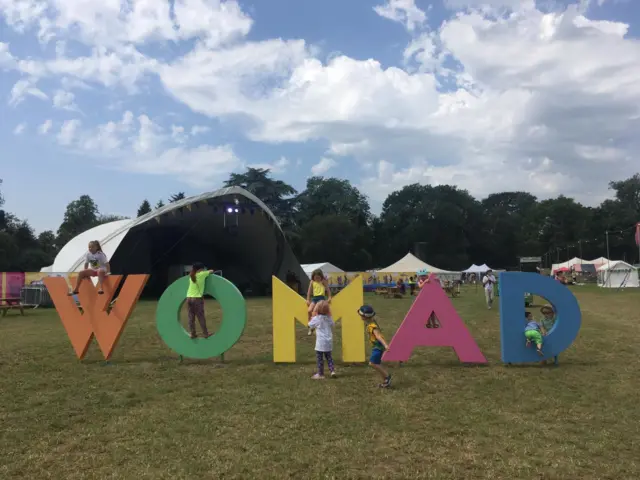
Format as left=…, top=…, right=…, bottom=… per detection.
left=44, top=275, right=149, bottom=360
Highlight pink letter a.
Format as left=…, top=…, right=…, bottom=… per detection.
left=383, top=276, right=487, bottom=364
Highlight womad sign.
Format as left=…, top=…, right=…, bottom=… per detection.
left=43, top=272, right=582, bottom=364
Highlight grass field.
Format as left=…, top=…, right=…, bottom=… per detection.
left=1, top=285, right=639, bottom=479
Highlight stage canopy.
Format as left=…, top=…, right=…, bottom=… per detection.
left=41, top=186, right=308, bottom=297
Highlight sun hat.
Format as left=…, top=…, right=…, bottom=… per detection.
left=357, top=305, right=376, bottom=318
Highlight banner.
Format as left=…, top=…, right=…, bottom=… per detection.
left=635, top=222, right=640, bottom=247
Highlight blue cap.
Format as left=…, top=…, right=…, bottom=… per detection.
left=358, top=305, right=376, bottom=318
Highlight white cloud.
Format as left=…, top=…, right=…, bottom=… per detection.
left=13, top=122, right=26, bottom=135
left=171, top=124, right=188, bottom=143
left=52, top=89, right=80, bottom=111
left=38, top=119, right=53, bottom=134
left=190, top=125, right=210, bottom=136
left=248, top=156, right=290, bottom=173
left=2, top=1, right=640, bottom=207
left=311, top=157, right=337, bottom=175
left=57, top=119, right=81, bottom=145
left=47, top=110, right=241, bottom=186
left=8, top=78, right=48, bottom=106
left=373, top=0, right=427, bottom=32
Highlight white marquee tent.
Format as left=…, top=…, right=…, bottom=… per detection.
left=377, top=253, right=459, bottom=281
left=463, top=264, right=493, bottom=273
left=301, top=262, right=344, bottom=278
left=597, top=261, right=639, bottom=288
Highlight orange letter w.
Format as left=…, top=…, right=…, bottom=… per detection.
left=43, top=275, right=149, bottom=360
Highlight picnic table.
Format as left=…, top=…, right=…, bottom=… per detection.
left=0, top=298, right=25, bottom=317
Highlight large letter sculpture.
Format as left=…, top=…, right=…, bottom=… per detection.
left=156, top=274, right=247, bottom=359
left=272, top=275, right=365, bottom=363
left=44, top=275, right=149, bottom=360
left=383, top=275, right=487, bottom=363
left=499, top=272, right=581, bottom=364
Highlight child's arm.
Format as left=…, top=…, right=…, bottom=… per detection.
left=373, top=329, right=390, bottom=350
left=324, top=279, right=332, bottom=301
left=105, top=262, right=111, bottom=273
left=308, top=315, right=320, bottom=329
left=306, top=282, right=312, bottom=304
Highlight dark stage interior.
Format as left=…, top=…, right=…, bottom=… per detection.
left=108, top=199, right=307, bottom=298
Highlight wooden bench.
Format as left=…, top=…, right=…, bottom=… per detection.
left=0, top=298, right=25, bottom=317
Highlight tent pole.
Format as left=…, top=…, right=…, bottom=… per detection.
left=605, top=231, right=611, bottom=288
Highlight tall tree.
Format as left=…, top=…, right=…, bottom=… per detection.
left=156, top=200, right=165, bottom=209
left=481, top=192, right=539, bottom=268
left=224, top=167, right=297, bottom=226
left=56, top=195, right=100, bottom=247
left=137, top=199, right=152, bottom=217
left=38, top=230, right=57, bottom=256
left=294, top=177, right=373, bottom=269
left=169, top=192, right=186, bottom=203
left=295, top=177, right=371, bottom=226
left=609, top=174, right=640, bottom=217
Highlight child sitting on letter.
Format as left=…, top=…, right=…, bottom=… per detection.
left=524, top=311, right=544, bottom=356
left=308, top=300, right=336, bottom=379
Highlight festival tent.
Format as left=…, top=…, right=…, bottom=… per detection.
left=301, top=263, right=344, bottom=278
left=463, top=264, right=485, bottom=273
left=584, top=257, right=610, bottom=268
left=478, top=264, right=494, bottom=271
left=377, top=252, right=453, bottom=274
left=40, top=186, right=308, bottom=297
left=552, top=257, right=584, bottom=272
left=597, top=261, right=639, bottom=288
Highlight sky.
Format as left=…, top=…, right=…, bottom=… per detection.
left=2, top=0, right=640, bottom=234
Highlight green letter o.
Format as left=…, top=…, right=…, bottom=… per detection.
left=156, top=275, right=247, bottom=359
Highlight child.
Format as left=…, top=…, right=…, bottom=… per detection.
left=540, top=304, right=559, bottom=365
left=306, top=269, right=331, bottom=336
left=540, top=304, right=556, bottom=333
left=524, top=311, right=544, bottom=356
left=417, top=269, right=439, bottom=328
left=308, top=300, right=336, bottom=379
left=69, top=240, right=110, bottom=296
left=359, top=305, right=392, bottom=388
left=186, top=262, right=216, bottom=339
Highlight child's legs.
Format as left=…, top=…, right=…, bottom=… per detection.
left=193, top=298, right=208, bottom=335
left=72, top=269, right=91, bottom=291
left=315, top=351, right=324, bottom=375
left=369, top=349, right=388, bottom=379
left=186, top=299, right=197, bottom=335
left=97, top=268, right=106, bottom=290
left=324, top=351, right=334, bottom=372
left=307, top=301, right=316, bottom=321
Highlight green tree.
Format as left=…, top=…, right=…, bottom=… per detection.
left=38, top=230, right=57, bottom=256
left=137, top=199, right=152, bottom=217
left=56, top=195, right=100, bottom=247
left=169, top=192, right=186, bottom=203
left=481, top=192, right=539, bottom=268
left=294, top=177, right=373, bottom=269
left=156, top=200, right=165, bottom=209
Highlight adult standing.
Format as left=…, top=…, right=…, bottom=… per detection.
left=482, top=269, right=496, bottom=309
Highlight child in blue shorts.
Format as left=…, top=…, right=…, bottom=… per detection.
left=358, top=305, right=392, bottom=388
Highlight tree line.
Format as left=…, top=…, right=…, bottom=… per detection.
left=1, top=171, right=639, bottom=273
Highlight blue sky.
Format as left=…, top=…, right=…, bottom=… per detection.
left=2, top=0, right=640, bottom=234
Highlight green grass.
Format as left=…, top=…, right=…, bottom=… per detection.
left=1, top=285, right=639, bottom=479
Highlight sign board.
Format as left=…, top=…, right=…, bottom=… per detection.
left=519, top=257, right=541, bottom=263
